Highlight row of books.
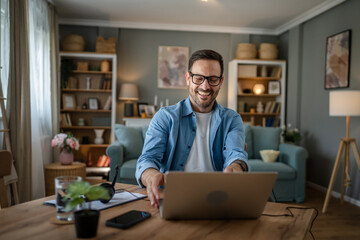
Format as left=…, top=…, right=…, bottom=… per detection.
left=264, top=101, right=281, bottom=114
left=61, top=113, right=72, bottom=126
left=99, top=74, right=112, bottom=90
left=265, top=117, right=280, bottom=127
left=96, top=155, right=110, bottom=167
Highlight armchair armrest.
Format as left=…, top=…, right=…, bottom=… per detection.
left=106, top=142, right=124, bottom=182
left=279, top=143, right=308, bottom=202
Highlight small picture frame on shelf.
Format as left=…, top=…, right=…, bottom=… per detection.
left=62, top=94, right=76, bottom=109
left=268, top=81, right=280, bottom=94
left=88, top=98, right=99, bottom=110
left=137, top=103, right=148, bottom=117
left=145, top=105, right=155, bottom=117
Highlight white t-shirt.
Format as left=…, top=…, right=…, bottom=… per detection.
left=184, top=111, right=214, bottom=172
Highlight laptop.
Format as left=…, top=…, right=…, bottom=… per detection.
left=160, top=172, right=278, bottom=220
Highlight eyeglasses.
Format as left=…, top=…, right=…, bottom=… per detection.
left=189, top=72, right=222, bottom=87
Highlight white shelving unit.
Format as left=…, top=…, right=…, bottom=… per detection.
left=227, top=59, right=286, bottom=127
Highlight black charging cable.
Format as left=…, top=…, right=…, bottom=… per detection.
left=263, top=190, right=319, bottom=240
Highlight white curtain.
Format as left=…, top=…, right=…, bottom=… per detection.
left=28, top=0, right=52, bottom=199
left=0, top=0, right=9, bottom=145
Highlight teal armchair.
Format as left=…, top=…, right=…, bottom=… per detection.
left=106, top=124, right=147, bottom=185
left=244, top=124, right=308, bottom=202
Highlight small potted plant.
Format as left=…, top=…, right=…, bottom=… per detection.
left=64, top=181, right=110, bottom=238
left=281, top=123, right=302, bottom=144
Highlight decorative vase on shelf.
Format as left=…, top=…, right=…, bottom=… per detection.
left=94, top=129, right=104, bottom=145
left=59, top=149, right=74, bottom=165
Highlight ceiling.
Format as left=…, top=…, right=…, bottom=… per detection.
left=52, top=0, right=346, bottom=35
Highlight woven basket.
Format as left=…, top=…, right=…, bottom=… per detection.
left=259, top=43, right=278, bottom=59
left=62, top=34, right=85, bottom=52
left=236, top=43, right=256, bottom=59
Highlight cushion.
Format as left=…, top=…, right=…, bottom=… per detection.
left=252, top=126, right=281, bottom=159
left=248, top=160, right=296, bottom=180
left=244, top=124, right=253, bottom=159
left=114, top=124, right=144, bottom=161
left=119, top=159, right=138, bottom=179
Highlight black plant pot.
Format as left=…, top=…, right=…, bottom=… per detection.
left=74, top=210, right=100, bottom=238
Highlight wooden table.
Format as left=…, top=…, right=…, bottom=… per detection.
left=44, top=162, right=86, bottom=196
left=0, top=183, right=315, bottom=240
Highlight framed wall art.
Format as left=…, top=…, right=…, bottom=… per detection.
left=325, top=29, right=351, bottom=89
left=268, top=81, right=280, bottom=94
left=62, top=94, right=76, bottom=109
left=158, top=46, right=189, bottom=89
left=88, top=98, right=99, bottom=110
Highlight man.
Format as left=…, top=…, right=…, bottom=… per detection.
left=135, top=49, right=248, bottom=207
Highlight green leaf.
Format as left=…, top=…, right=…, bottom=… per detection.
left=65, top=197, right=84, bottom=212
left=86, top=186, right=110, bottom=201
left=67, top=181, right=91, bottom=196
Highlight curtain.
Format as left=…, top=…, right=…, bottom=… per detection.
left=28, top=0, right=53, bottom=199
left=48, top=2, right=60, bottom=163
left=9, top=0, right=32, bottom=203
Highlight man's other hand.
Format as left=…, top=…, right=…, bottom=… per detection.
left=141, top=168, right=165, bottom=208
left=224, top=162, right=244, bottom=173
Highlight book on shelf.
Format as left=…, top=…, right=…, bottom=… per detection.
left=237, top=82, right=243, bottom=94
left=273, top=118, right=280, bottom=127
left=103, top=95, right=112, bottom=110
left=66, top=113, right=72, bottom=126
left=264, top=101, right=273, bottom=113
left=238, top=101, right=245, bottom=113
left=270, top=66, right=282, bottom=78
left=96, top=155, right=110, bottom=167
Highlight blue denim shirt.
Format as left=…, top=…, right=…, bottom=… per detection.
left=135, top=97, right=248, bottom=187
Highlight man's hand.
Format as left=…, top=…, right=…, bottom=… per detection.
left=140, top=168, right=165, bottom=208
left=224, top=162, right=244, bottom=173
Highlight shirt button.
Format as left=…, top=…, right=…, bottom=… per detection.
left=180, top=164, right=184, bottom=167
left=192, top=129, right=195, bottom=132
left=223, top=147, right=226, bottom=150
left=188, top=145, right=191, bottom=149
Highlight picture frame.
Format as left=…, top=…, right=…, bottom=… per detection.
left=145, top=105, right=155, bottom=117
left=158, top=46, right=189, bottom=89
left=137, top=103, right=148, bottom=117
left=88, top=98, right=99, bottom=110
left=62, top=94, right=76, bottom=109
left=268, top=81, right=281, bottom=94
left=325, top=29, right=351, bottom=89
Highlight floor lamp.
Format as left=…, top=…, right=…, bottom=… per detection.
left=118, top=83, right=139, bottom=117
left=322, top=91, right=360, bottom=213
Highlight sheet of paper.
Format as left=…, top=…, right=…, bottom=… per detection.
left=44, top=191, right=146, bottom=211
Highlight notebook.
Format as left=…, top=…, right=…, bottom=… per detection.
left=160, top=172, right=278, bottom=220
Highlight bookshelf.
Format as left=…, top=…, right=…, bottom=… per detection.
left=59, top=51, right=117, bottom=177
left=227, top=59, right=286, bottom=127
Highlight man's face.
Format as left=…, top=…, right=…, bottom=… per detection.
left=186, top=59, right=224, bottom=113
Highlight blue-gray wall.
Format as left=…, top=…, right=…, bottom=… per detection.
left=284, top=0, right=360, bottom=201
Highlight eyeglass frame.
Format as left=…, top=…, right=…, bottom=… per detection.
left=188, top=71, right=223, bottom=87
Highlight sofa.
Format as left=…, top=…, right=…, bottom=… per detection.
left=106, top=123, right=307, bottom=202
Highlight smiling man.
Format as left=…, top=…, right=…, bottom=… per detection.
left=135, top=49, right=248, bottom=207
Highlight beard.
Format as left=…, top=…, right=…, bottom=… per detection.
left=189, top=86, right=220, bottom=111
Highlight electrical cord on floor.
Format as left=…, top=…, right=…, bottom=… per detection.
left=263, top=190, right=319, bottom=240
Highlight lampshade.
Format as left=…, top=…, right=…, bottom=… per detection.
left=118, top=83, right=139, bottom=101
left=329, top=91, right=360, bottom=116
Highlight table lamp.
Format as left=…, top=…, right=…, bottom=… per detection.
left=322, top=90, right=360, bottom=213
left=118, top=83, right=139, bottom=117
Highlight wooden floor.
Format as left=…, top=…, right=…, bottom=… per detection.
left=293, top=186, right=360, bottom=240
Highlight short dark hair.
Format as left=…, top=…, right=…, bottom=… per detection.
left=188, top=49, right=224, bottom=76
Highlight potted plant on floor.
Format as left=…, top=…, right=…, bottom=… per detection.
left=64, top=181, right=110, bottom=238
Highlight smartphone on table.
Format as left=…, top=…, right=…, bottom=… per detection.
left=105, top=210, right=151, bottom=229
